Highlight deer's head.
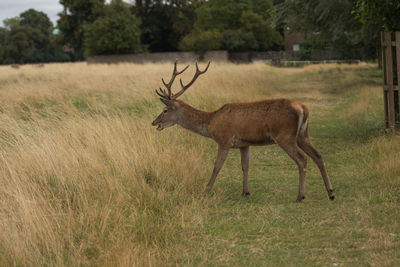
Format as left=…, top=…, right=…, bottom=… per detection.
left=152, top=60, right=210, bottom=131
left=152, top=99, right=181, bottom=131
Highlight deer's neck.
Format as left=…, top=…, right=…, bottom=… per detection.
left=177, top=101, right=213, bottom=138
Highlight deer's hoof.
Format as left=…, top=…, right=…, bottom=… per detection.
left=242, top=192, right=250, bottom=197
left=328, top=189, right=335, bottom=200
left=295, top=196, right=305, bottom=203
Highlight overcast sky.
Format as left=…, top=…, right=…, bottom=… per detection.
left=0, top=0, right=64, bottom=27
left=0, top=0, right=127, bottom=27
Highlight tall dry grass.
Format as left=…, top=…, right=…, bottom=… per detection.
left=0, top=116, right=214, bottom=265
left=0, top=62, right=396, bottom=266
left=0, top=62, right=209, bottom=265
left=0, top=62, right=282, bottom=265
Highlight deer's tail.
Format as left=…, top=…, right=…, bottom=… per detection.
left=296, top=104, right=309, bottom=139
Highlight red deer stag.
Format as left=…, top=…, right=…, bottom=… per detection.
left=152, top=61, right=335, bottom=202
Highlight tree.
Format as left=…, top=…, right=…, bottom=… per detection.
left=0, top=27, right=8, bottom=62
left=83, top=2, right=144, bottom=56
left=179, top=30, right=222, bottom=53
left=272, top=0, right=379, bottom=59
left=20, top=9, right=54, bottom=61
left=132, top=0, right=204, bottom=52
left=58, top=0, right=105, bottom=59
left=1, top=25, right=41, bottom=64
left=3, top=17, right=21, bottom=30
left=0, top=27, right=7, bottom=44
left=352, top=0, right=400, bottom=31
left=180, top=0, right=282, bottom=53
left=0, top=9, right=70, bottom=64
left=20, top=9, right=53, bottom=35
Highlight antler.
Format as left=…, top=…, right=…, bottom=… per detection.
left=155, top=60, right=189, bottom=99
left=156, top=60, right=211, bottom=100
left=174, top=61, right=210, bottom=99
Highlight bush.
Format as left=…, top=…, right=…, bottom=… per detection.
left=179, top=30, right=222, bottom=54
left=299, top=41, right=312, bottom=60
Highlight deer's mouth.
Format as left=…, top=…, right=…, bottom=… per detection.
left=152, top=119, right=174, bottom=131
left=152, top=118, right=163, bottom=131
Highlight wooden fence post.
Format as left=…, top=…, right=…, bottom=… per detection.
left=396, top=32, right=400, bottom=126
left=381, top=32, right=400, bottom=131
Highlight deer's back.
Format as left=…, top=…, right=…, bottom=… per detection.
left=208, top=98, right=307, bottom=148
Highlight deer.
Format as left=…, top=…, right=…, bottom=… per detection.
left=152, top=61, right=335, bottom=202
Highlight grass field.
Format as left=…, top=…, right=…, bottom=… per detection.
left=0, top=62, right=398, bottom=266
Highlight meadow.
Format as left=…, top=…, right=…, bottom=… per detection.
left=0, top=61, right=398, bottom=266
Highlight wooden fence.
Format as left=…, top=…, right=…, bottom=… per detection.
left=381, top=32, right=400, bottom=130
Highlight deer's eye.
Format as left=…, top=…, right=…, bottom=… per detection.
left=163, top=110, right=167, bottom=113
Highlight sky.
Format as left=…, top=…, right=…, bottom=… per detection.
left=0, top=0, right=127, bottom=27
left=0, top=0, right=64, bottom=27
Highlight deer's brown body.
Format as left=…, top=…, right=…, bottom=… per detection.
left=152, top=61, right=335, bottom=202
left=210, top=99, right=304, bottom=147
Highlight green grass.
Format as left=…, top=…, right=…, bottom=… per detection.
left=169, top=64, right=398, bottom=266
left=0, top=62, right=398, bottom=266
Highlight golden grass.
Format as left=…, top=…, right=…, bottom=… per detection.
left=0, top=62, right=205, bottom=265
left=0, top=61, right=397, bottom=266
left=0, top=113, right=213, bottom=265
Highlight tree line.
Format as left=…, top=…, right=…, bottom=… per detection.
left=0, top=9, right=69, bottom=64
left=0, top=0, right=399, bottom=64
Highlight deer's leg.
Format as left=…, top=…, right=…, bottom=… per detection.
left=297, top=134, right=335, bottom=200
left=240, top=146, right=250, bottom=197
left=204, top=146, right=229, bottom=194
left=276, top=138, right=307, bottom=202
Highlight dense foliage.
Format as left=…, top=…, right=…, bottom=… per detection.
left=352, top=0, right=400, bottom=31
left=58, top=0, right=105, bottom=60
left=132, top=0, right=203, bottom=52
left=0, top=0, right=399, bottom=63
left=272, top=0, right=380, bottom=59
left=0, top=9, right=69, bottom=64
left=180, top=0, right=283, bottom=53
left=83, top=2, right=143, bottom=56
